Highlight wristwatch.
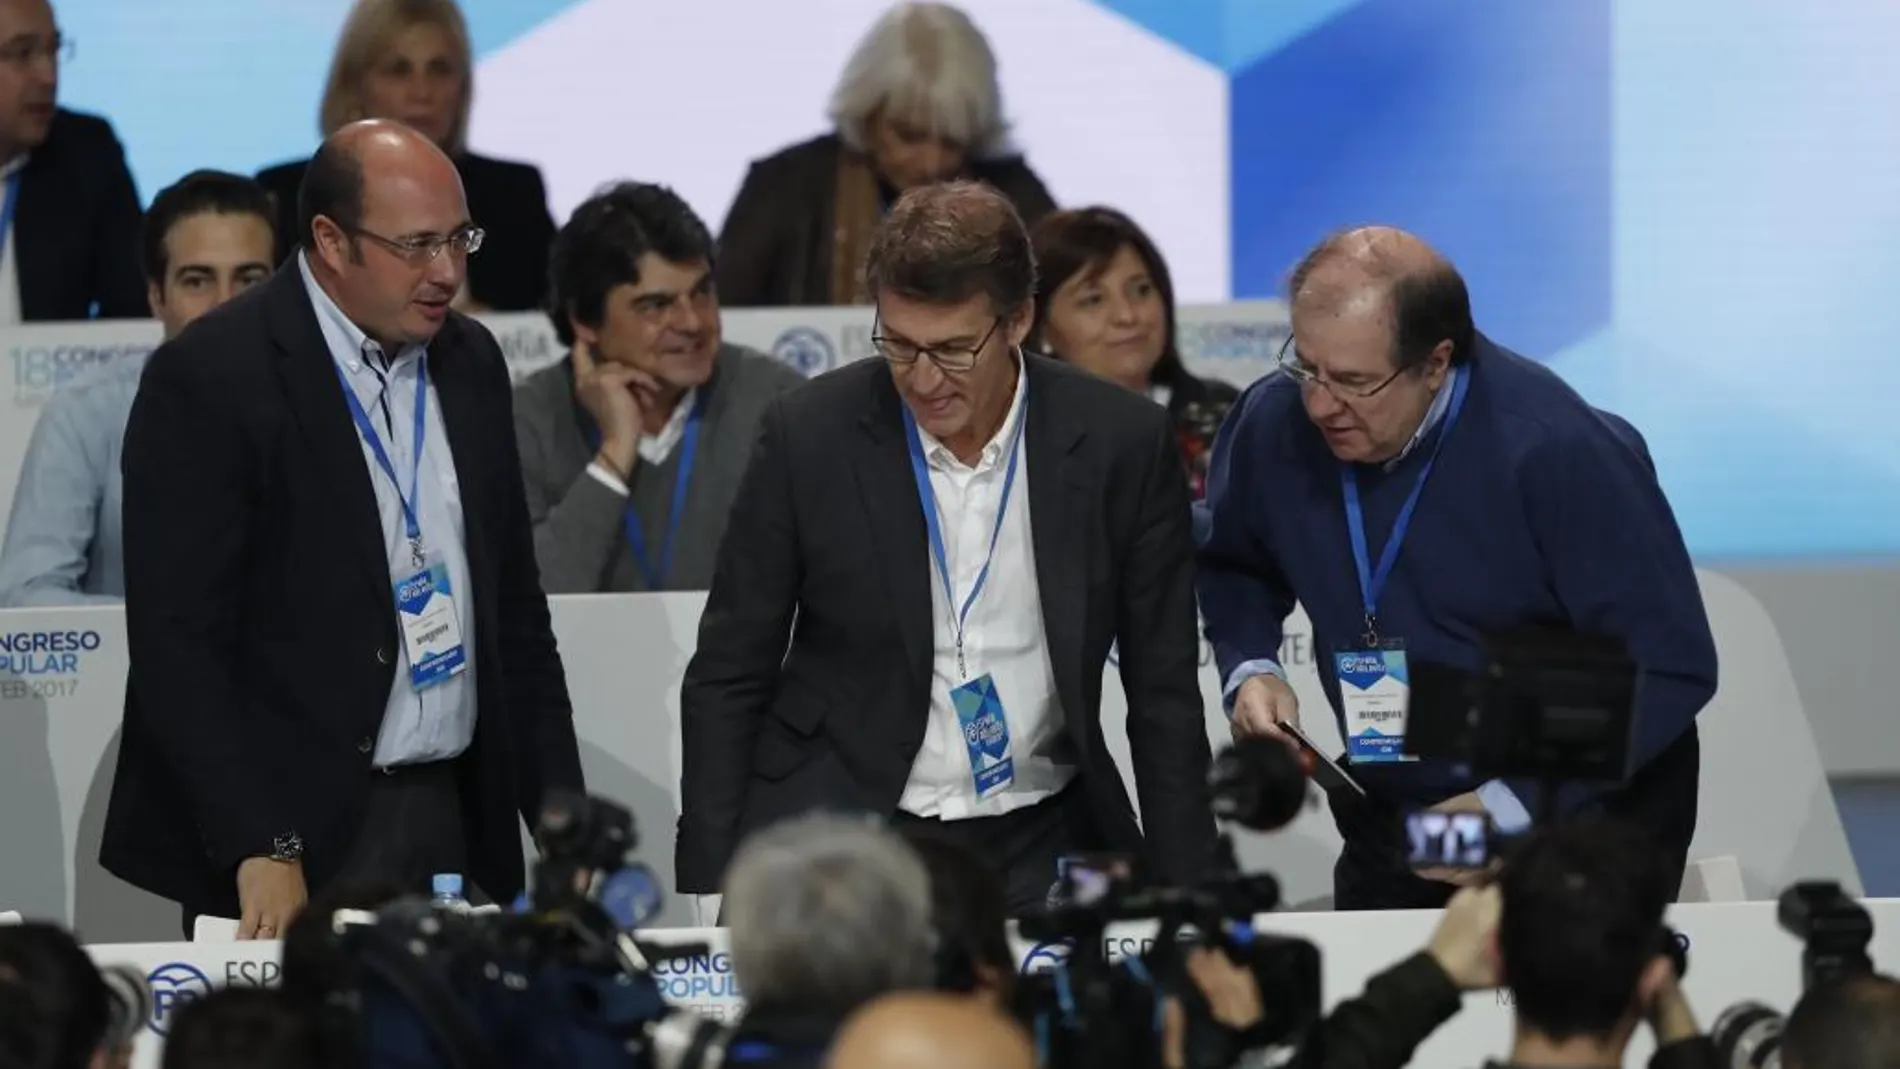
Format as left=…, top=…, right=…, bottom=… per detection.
left=267, top=832, right=305, bottom=864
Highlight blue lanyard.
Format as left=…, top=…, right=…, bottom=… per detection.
left=1340, top=366, right=1469, bottom=645
left=335, top=354, right=431, bottom=569
left=0, top=173, right=19, bottom=256
left=619, top=392, right=707, bottom=589
left=899, top=382, right=1028, bottom=680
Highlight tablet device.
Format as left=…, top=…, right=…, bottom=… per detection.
left=1283, top=722, right=1368, bottom=798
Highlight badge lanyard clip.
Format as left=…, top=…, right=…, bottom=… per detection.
left=335, top=354, right=432, bottom=570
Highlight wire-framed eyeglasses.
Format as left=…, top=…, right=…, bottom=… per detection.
left=1274, top=333, right=1409, bottom=400
left=871, top=317, right=1001, bottom=373
left=351, top=225, right=486, bottom=266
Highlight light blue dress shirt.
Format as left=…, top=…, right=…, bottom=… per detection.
left=299, top=254, right=478, bottom=767
left=0, top=351, right=147, bottom=606
left=1213, top=367, right=1532, bottom=831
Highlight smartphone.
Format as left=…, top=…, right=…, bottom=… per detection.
left=1405, top=810, right=1493, bottom=869
left=1054, top=853, right=1134, bottom=907
left=1283, top=721, right=1367, bottom=798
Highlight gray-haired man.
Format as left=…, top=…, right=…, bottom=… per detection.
left=720, top=814, right=938, bottom=1069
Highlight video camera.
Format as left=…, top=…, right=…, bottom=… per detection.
left=1711, top=881, right=1878, bottom=1069
left=317, top=791, right=726, bottom=1069
left=1015, top=737, right=1323, bottom=1069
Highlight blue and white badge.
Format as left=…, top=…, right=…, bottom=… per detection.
left=951, top=673, right=1015, bottom=798
left=1335, top=646, right=1411, bottom=763
left=394, top=562, right=466, bottom=690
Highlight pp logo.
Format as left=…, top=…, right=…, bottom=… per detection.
left=148, top=962, right=212, bottom=1035
left=772, top=327, right=835, bottom=377
left=1020, top=940, right=1070, bottom=975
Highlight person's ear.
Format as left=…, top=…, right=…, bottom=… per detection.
left=1424, top=338, right=1454, bottom=389
left=311, top=216, right=352, bottom=274
left=1005, top=300, right=1036, bottom=352
left=146, top=280, right=165, bottom=319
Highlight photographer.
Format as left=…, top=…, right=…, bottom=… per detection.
left=0, top=922, right=135, bottom=1069
left=1782, top=973, right=1900, bottom=1069
left=722, top=814, right=939, bottom=1069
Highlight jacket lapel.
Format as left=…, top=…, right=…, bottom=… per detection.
left=853, top=367, right=934, bottom=694
left=265, top=270, right=395, bottom=607
left=1023, top=358, right=1091, bottom=734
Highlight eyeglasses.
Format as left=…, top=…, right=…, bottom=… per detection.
left=351, top=225, right=485, bottom=266
left=0, top=34, right=74, bottom=66
left=872, top=317, right=1001, bottom=373
left=1274, top=334, right=1409, bottom=400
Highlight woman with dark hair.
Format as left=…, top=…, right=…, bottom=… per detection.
left=1029, top=207, right=1237, bottom=498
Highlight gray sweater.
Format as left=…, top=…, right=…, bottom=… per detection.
left=513, top=343, right=806, bottom=593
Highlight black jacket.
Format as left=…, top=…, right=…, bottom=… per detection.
left=99, top=268, right=583, bottom=918
left=257, top=151, right=555, bottom=312
left=715, top=133, right=1057, bottom=307
left=675, top=354, right=1217, bottom=893
left=14, top=109, right=145, bottom=321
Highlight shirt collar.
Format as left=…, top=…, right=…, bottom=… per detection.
left=0, top=154, right=26, bottom=182
left=916, top=351, right=1029, bottom=473
left=297, top=251, right=428, bottom=373
left=1382, top=365, right=1460, bottom=473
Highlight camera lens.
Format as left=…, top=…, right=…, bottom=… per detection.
left=1711, top=1002, right=1785, bottom=1069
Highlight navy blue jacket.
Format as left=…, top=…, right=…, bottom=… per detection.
left=1196, top=334, right=1716, bottom=812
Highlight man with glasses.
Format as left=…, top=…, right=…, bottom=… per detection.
left=102, top=120, right=583, bottom=941
left=677, top=181, right=1217, bottom=916
left=0, top=0, right=144, bottom=321
left=514, top=181, right=803, bottom=593
left=1197, top=226, right=1714, bottom=909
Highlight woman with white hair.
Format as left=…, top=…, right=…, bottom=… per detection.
left=715, top=2, right=1056, bottom=307
left=254, top=0, right=556, bottom=312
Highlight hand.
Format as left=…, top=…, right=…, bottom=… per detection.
left=571, top=338, right=660, bottom=481
left=1230, top=674, right=1300, bottom=746
left=1161, top=948, right=1264, bottom=1069
left=1644, top=956, right=1699, bottom=1045
left=1426, top=883, right=1503, bottom=989
left=236, top=856, right=307, bottom=940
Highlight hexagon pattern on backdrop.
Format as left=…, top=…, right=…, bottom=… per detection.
left=45, top=0, right=1900, bottom=557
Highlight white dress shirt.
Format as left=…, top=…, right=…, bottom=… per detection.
left=899, top=358, right=1075, bottom=820
left=0, top=154, right=28, bottom=327
left=299, top=254, right=478, bottom=766
left=583, top=387, right=699, bottom=496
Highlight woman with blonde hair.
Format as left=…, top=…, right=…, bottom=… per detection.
left=715, top=2, right=1056, bottom=307
left=255, top=0, right=555, bottom=312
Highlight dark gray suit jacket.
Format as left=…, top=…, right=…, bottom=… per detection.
left=513, top=344, right=806, bottom=592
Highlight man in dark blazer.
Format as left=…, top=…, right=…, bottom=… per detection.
left=101, top=120, right=582, bottom=938
left=678, top=182, right=1216, bottom=913
left=0, top=0, right=145, bottom=321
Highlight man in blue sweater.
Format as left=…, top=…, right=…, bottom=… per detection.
left=1197, top=227, right=1716, bottom=910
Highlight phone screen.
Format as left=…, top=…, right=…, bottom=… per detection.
left=1055, top=853, right=1133, bottom=907
left=1406, top=810, right=1491, bottom=868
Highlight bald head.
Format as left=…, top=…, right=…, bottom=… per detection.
left=298, top=119, right=462, bottom=251
left=827, top=993, right=1035, bottom=1069
left=298, top=118, right=473, bottom=351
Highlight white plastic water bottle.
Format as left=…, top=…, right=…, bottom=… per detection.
left=430, top=873, right=470, bottom=913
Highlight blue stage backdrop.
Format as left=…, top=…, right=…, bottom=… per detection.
left=47, top=0, right=1900, bottom=561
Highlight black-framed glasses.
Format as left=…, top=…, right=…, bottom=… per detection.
left=351, top=224, right=485, bottom=265
left=872, top=316, right=1001, bottom=373
left=1274, top=333, right=1408, bottom=400
left=0, top=34, right=73, bottom=66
